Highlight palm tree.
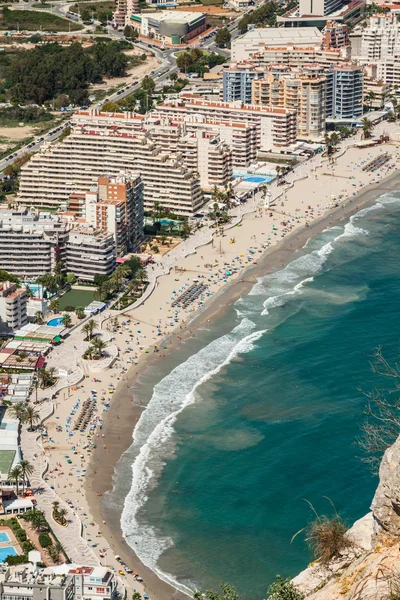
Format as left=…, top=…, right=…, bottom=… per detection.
left=52, top=500, right=60, bottom=514
left=9, top=465, right=22, bottom=495
left=19, top=460, right=34, bottom=494
left=83, top=318, right=96, bottom=341
left=365, top=90, right=375, bottom=111
left=75, top=307, right=85, bottom=319
left=91, top=338, right=107, bottom=359
left=8, top=401, right=27, bottom=424
left=58, top=507, right=68, bottom=526
left=37, top=367, right=57, bottom=389
left=61, top=313, right=72, bottom=327
left=24, top=405, right=40, bottom=431
left=26, top=508, right=48, bottom=531
left=361, top=117, right=374, bottom=139
left=53, top=540, right=65, bottom=562
left=49, top=299, right=59, bottom=313
left=34, top=311, right=44, bottom=324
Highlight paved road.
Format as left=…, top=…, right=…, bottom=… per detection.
left=0, top=3, right=236, bottom=171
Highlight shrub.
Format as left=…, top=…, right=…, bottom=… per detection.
left=267, top=576, right=304, bottom=600
left=6, top=555, right=28, bottom=565
left=22, top=540, right=35, bottom=554
left=305, top=514, right=350, bottom=564
left=39, top=532, right=51, bottom=548
left=64, top=305, right=75, bottom=312
left=15, top=530, right=26, bottom=542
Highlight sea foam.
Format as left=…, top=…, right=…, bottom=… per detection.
left=120, top=318, right=266, bottom=594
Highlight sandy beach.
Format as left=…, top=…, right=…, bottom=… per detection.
left=22, top=127, right=400, bottom=600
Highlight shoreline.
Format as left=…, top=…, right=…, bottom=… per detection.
left=85, top=166, right=400, bottom=600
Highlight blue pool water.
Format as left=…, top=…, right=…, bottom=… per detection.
left=0, top=533, right=10, bottom=543
left=233, top=174, right=273, bottom=183
left=47, top=317, right=63, bottom=327
left=0, top=547, right=17, bottom=562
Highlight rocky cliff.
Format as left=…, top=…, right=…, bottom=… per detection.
left=292, top=436, right=400, bottom=600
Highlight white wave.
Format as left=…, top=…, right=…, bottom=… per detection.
left=261, top=277, right=314, bottom=315
left=120, top=317, right=266, bottom=595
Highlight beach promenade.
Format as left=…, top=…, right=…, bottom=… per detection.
left=20, top=122, right=400, bottom=600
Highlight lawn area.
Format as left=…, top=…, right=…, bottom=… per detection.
left=58, top=289, right=95, bottom=310
left=199, top=0, right=224, bottom=5
left=0, top=8, right=84, bottom=31
left=0, top=450, right=16, bottom=476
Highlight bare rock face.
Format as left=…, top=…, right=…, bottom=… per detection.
left=371, top=437, right=400, bottom=536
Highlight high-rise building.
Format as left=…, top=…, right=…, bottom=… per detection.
left=70, top=174, right=144, bottom=255
left=327, top=65, right=364, bottom=120
left=252, top=73, right=327, bottom=138
left=65, top=229, right=116, bottom=281
left=0, top=209, right=68, bottom=279
left=321, top=21, right=350, bottom=49
left=361, top=14, right=400, bottom=61
left=231, top=28, right=323, bottom=63
left=113, top=0, right=139, bottom=28
left=176, top=130, right=232, bottom=191
left=18, top=113, right=204, bottom=217
left=223, top=67, right=265, bottom=103
left=156, top=96, right=297, bottom=151
left=0, top=282, right=27, bottom=332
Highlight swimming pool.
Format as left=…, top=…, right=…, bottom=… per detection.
left=47, top=317, right=64, bottom=327
left=0, top=532, right=10, bottom=543
left=0, top=547, right=17, bottom=562
left=233, top=174, right=274, bottom=183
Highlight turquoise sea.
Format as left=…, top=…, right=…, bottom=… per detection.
left=109, top=190, right=400, bottom=599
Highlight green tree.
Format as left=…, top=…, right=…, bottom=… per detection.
left=34, top=311, right=44, bottom=324
left=361, top=117, right=374, bottom=139
left=193, top=584, right=240, bottom=600
left=66, top=273, right=77, bottom=285
left=37, top=367, right=57, bottom=388
left=75, top=306, right=85, bottom=319
left=49, top=299, right=59, bottom=313
left=8, top=465, right=23, bottom=496
left=102, top=101, right=122, bottom=112
left=8, top=401, right=27, bottom=424
left=266, top=576, right=304, bottom=600
left=61, top=313, right=72, bottom=327
left=82, top=318, right=96, bottom=341
left=215, top=27, right=231, bottom=47
left=141, top=75, right=155, bottom=93
left=24, top=405, right=41, bottom=431
left=19, top=459, right=34, bottom=494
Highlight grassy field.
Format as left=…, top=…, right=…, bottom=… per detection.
left=71, top=0, right=115, bottom=10
left=0, top=8, right=84, bottom=31
left=199, top=0, right=224, bottom=5
left=58, top=289, right=96, bottom=310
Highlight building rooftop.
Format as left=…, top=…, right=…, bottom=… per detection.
left=132, top=10, right=205, bottom=23
left=233, top=26, right=322, bottom=45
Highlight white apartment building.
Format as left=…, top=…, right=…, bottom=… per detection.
left=148, top=114, right=258, bottom=168
left=18, top=113, right=204, bottom=217
left=156, top=96, right=297, bottom=151
left=252, top=73, right=327, bottom=138
left=0, top=562, right=120, bottom=600
left=0, top=209, right=68, bottom=279
left=113, top=0, right=139, bottom=27
left=361, top=14, right=400, bottom=61
left=0, top=282, right=27, bottom=332
left=377, top=55, right=400, bottom=85
left=177, top=130, right=232, bottom=191
left=65, top=229, right=116, bottom=281
left=231, top=28, right=323, bottom=62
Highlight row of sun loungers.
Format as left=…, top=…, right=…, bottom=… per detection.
left=73, top=398, right=96, bottom=431
left=171, top=283, right=208, bottom=308
left=362, top=153, right=390, bottom=173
